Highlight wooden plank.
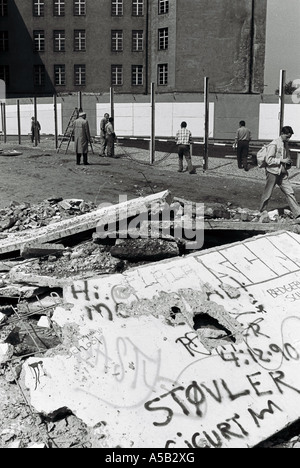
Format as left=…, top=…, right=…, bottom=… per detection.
left=0, top=191, right=172, bottom=257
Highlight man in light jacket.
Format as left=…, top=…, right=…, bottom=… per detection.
left=259, top=126, right=300, bottom=220
left=73, top=111, right=91, bottom=165
left=105, top=117, right=117, bottom=158
left=99, top=113, right=109, bottom=157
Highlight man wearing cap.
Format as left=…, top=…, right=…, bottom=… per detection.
left=73, top=111, right=91, bottom=165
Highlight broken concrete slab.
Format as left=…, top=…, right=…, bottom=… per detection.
left=0, top=190, right=172, bottom=257
left=23, top=230, right=300, bottom=448
left=0, top=343, right=13, bottom=365
left=204, top=220, right=290, bottom=232
left=0, top=284, right=48, bottom=300
left=20, top=243, right=65, bottom=259
left=37, top=316, right=51, bottom=329
left=0, top=261, right=19, bottom=272
left=110, top=238, right=180, bottom=262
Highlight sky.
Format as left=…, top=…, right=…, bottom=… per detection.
left=264, top=0, right=300, bottom=93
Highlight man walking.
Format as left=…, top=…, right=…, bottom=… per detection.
left=175, top=121, right=196, bottom=174
left=234, top=120, right=251, bottom=171
left=73, top=111, right=91, bottom=166
left=99, top=113, right=109, bottom=157
left=259, top=126, right=300, bottom=221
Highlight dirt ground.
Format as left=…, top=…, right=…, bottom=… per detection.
left=1, top=138, right=300, bottom=449
left=1, top=137, right=300, bottom=213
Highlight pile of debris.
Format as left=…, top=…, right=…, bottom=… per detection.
left=204, top=204, right=294, bottom=224
left=0, top=190, right=299, bottom=448
left=0, top=198, right=96, bottom=234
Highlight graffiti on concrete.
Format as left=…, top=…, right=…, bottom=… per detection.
left=29, top=361, right=46, bottom=390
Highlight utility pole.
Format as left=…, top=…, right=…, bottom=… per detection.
left=34, top=97, right=38, bottom=147
left=203, top=77, right=209, bottom=172
left=110, top=87, right=115, bottom=120
left=279, top=69, right=286, bottom=135
left=78, top=91, right=83, bottom=112
left=150, top=82, right=155, bottom=164
left=1, top=103, right=6, bottom=143
left=249, top=0, right=255, bottom=93
left=17, top=99, right=21, bottom=145
left=53, top=94, right=58, bottom=149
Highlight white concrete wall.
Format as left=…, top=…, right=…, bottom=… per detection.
left=259, top=103, right=300, bottom=140
left=0, top=103, right=62, bottom=135
left=96, top=102, right=215, bottom=138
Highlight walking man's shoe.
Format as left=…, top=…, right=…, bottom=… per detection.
left=189, top=170, right=197, bottom=174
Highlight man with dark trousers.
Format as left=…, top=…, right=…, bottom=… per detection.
left=175, top=121, right=196, bottom=174
left=260, top=125, right=300, bottom=222
left=99, top=112, right=109, bottom=157
left=73, top=111, right=91, bottom=166
left=234, top=120, right=252, bottom=171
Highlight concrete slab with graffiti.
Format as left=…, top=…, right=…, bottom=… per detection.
left=24, top=231, right=300, bottom=448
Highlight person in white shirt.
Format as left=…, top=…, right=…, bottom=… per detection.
left=175, top=121, right=196, bottom=174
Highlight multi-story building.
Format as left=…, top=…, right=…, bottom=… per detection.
left=0, top=0, right=267, bottom=97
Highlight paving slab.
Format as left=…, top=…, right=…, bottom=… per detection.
left=23, top=231, right=300, bottom=448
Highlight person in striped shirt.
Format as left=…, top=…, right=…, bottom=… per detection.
left=175, top=121, right=196, bottom=174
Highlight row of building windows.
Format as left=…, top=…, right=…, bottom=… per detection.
left=0, top=0, right=169, bottom=17
left=0, top=63, right=169, bottom=87
left=0, top=28, right=169, bottom=53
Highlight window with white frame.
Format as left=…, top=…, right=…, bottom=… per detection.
left=33, top=30, right=45, bottom=52
left=132, top=0, right=143, bottom=16
left=111, top=30, right=123, bottom=52
left=54, top=30, right=65, bottom=52
left=111, top=65, right=123, bottom=86
left=158, top=27, right=168, bottom=50
left=158, top=0, right=169, bottom=15
left=74, top=0, right=86, bottom=16
left=158, top=63, right=168, bottom=85
left=0, top=0, right=8, bottom=16
left=132, top=31, right=143, bottom=52
left=0, top=65, right=9, bottom=85
left=112, top=0, right=123, bottom=16
left=33, top=0, right=45, bottom=16
left=34, top=65, right=45, bottom=86
left=0, top=31, right=8, bottom=52
left=74, top=64, right=86, bottom=86
left=54, top=0, right=65, bottom=16
left=74, top=30, right=86, bottom=51
left=132, top=65, right=143, bottom=86
left=54, top=64, right=66, bottom=85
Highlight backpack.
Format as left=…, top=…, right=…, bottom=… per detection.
left=256, top=143, right=275, bottom=168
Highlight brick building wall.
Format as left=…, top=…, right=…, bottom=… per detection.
left=0, top=0, right=267, bottom=97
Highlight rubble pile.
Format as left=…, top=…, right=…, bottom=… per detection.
left=0, top=191, right=299, bottom=448
left=204, top=204, right=294, bottom=224
left=0, top=198, right=97, bottom=234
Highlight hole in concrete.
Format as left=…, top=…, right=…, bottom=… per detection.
left=170, top=306, right=181, bottom=320
left=193, top=313, right=236, bottom=344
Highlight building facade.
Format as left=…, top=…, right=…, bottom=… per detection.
left=0, top=0, right=267, bottom=97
